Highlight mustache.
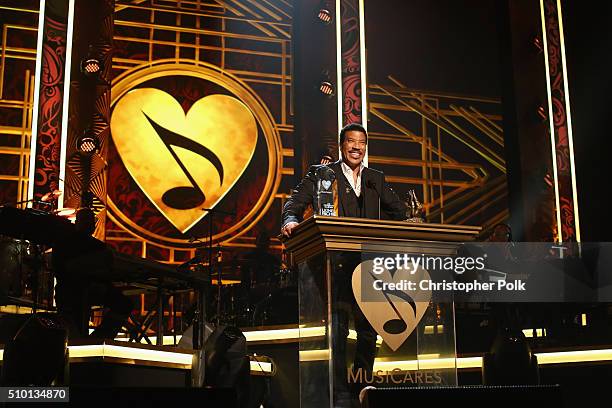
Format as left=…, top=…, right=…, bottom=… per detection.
left=348, top=149, right=362, bottom=153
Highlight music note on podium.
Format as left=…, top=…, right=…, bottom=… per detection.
left=143, top=112, right=225, bottom=210
left=368, top=271, right=415, bottom=335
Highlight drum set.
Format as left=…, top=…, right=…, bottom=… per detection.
left=183, top=247, right=298, bottom=328
left=243, top=267, right=298, bottom=327
left=0, top=235, right=54, bottom=310
left=1, top=190, right=71, bottom=310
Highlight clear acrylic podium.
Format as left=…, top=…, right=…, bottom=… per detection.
left=283, top=216, right=480, bottom=408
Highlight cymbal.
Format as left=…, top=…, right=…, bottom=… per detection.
left=41, top=189, right=62, bottom=202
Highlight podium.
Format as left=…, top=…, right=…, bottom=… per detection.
left=283, top=216, right=480, bottom=408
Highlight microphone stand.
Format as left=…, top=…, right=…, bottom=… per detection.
left=201, top=208, right=236, bottom=328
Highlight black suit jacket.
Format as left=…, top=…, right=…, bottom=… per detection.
left=282, top=160, right=406, bottom=226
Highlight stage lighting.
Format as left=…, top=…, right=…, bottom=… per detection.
left=317, top=7, right=333, bottom=24
left=320, top=81, right=334, bottom=96
left=81, top=58, right=101, bottom=76
left=0, top=313, right=68, bottom=386
left=533, top=36, right=544, bottom=53
left=77, top=129, right=99, bottom=154
left=204, top=325, right=250, bottom=407
left=80, top=46, right=102, bottom=78
left=536, top=105, right=547, bottom=122
left=482, top=328, right=539, bottom=385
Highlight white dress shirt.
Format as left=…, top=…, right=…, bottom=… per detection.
left=341, top=161, right=365, bottom=197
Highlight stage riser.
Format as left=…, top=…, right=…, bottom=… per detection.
left=70, top=362, right=190, bottom=387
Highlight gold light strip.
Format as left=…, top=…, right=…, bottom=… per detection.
left=294, top=349, right=612, bottom=367
left=26, top=0, right=46, bottom=203
left=457, top=357, right=483, bottom=369
left=243, top=326, right=382, bottom=344
left=1, top=346, right=612, bottom=368
left=556, top=0, right=581, bottom=242
left=0, top=344, right=192, bottom=366
left=299, top=348, right=330, bottom=362
left=0, top=344, right=274, bottom=374
left=57, top=0, right=75, bottom=209
left=0, top=305, right=35, bottom=314
left=540, top=0, right=563, bottom=243
left=358, top=0, right=368, bottom=166
left=536, top=349, right=612, bottom=365
left=335, top=0, right=343, bottom=135
left=68, top=344, right=193, bottom=365
left=244, top=326, right=320, bottom=341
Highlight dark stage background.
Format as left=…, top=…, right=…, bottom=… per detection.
left=364, top=0, right=508, bottom=229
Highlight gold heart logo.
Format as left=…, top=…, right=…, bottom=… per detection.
left=110, top=88, right=257, bottom=233
left=352, top=260, right=431, bottom=351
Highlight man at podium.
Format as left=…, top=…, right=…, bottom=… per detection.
left=281, top=122, right=406, bottom=235
left=281, top=123, right=407, bottom=405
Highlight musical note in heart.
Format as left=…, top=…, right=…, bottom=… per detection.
left=374, top=273, right=416, bottom=335
left=142, top=112, right=225, bottom=210
left=110, top=88, right=257, bottom=233
left=352, top=259, right=431, bottom=351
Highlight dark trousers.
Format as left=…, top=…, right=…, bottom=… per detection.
left=331, top=253, right=377, bottom=396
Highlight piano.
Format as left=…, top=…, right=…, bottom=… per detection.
left=0, top=206, right=208, bottom=348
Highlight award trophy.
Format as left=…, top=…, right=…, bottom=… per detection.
left=405, top=189, right=424, bottom=222
left=316, top=166, right=336, bottom=216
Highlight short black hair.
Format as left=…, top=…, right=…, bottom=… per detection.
left=339, top=123, right=368, bottom=145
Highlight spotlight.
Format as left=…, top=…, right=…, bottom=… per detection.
left=536, top=105, right=547, bottom=122
left=77, top=129, right=99, bottom=154
left=81, top=58, right=101, bottom=76
left=317, top=7, right=333, bottom=24
left=319, top=80, right=334, bottom=96
left=532, top=36, right=544, bottom=53
left=80, top=46, right=102, bottom=78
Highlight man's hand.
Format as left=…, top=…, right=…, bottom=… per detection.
left=281, top=222, right=299, bottom=237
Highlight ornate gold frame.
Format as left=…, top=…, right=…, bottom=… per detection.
left=108, top=60, right=282, bottom=246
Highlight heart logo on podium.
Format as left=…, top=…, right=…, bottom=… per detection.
left=110, top=88, right=257, bottom=233
left=352, top=260, right=432, bottom=351
left=322, top=180, right=332, bottom=190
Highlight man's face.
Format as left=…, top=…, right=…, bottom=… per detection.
left=341, top=130, right=367, bottom=169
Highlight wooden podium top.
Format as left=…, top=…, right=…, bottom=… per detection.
left=283, top=216, right=481, bottom=262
